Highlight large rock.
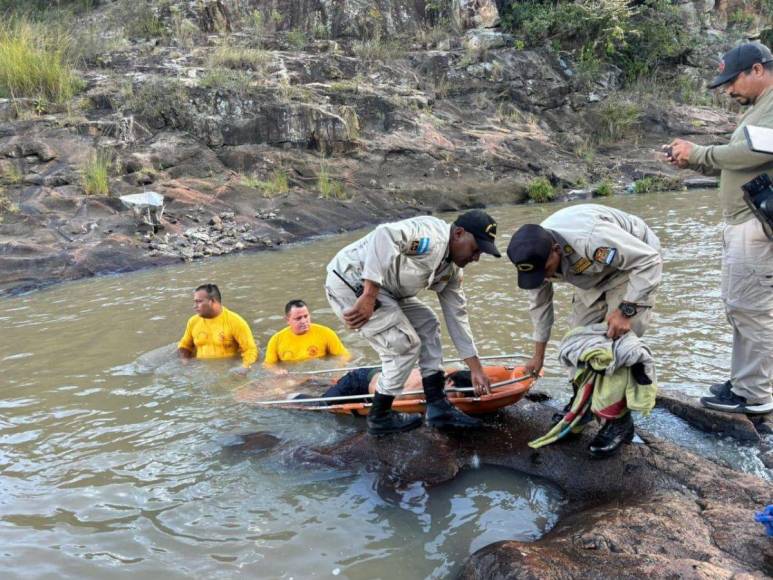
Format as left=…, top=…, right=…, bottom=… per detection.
left=453, top=0, right=500, bottom=29
left=242, top=0, right=432, bottom=39
left=300, top=401, right=773, bottom=578
left=656, top=390, right=762, bottom=442
left=197, top=0, right=232, bottom=33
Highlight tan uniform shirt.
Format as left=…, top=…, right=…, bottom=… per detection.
left=327, top=216, right=478, bottom=359
left=528, top=205, right=662, bottom=342
left=688, top=86, right=773, bottom=225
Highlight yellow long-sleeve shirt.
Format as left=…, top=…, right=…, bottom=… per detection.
left=263, top=323, right=349, bottom=365
left=178, top=306, right=258, bottom=368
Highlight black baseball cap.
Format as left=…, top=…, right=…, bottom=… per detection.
left=454, top=210, right=501, bottom=257
left=506, top=224, right=554, bottom=289
left=708, top=43, right=773, bottom=89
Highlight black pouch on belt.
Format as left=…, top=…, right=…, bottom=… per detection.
left=741, top=173, right=773, bottom=240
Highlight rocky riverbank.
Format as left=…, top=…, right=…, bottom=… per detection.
left=0, top=0, right=751, bottom=295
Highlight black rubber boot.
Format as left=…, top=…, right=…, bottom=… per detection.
left=588, top=413, right=634, bottom=458
left=367, top=392, right=422, bottom=436
left=423, top=371, right=482, bottom=429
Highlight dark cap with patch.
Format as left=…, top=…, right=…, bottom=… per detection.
left=454, top=210, right=501, bottom=257
left=708, top=43, right=773, bottom=89
left=507, top=224, right=554, bottom=289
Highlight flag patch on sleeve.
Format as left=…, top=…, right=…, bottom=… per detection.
left=407, top=237, right=431, bottom=255
left=593, top=247, right=617, bottom=265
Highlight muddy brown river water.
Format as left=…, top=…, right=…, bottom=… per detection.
left=0, top=189, right=768, bottom=579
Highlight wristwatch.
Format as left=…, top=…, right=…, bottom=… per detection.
left=618, top=302, right=638, bottom=318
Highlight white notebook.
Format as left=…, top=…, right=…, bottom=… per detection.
left=744, top=125, right=773, bottom=154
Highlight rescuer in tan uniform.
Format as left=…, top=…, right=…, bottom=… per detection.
left=667, top=42, right=773, bottom=415
left=325, top=210, right=501, bottom=435
left=507, top=204, right=662, bottom=456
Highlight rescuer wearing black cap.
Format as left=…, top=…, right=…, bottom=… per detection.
left=453, top=209, right=501, bottom=258
left=507, top=204, right=662, bottom=457
left=665, top=42, right=773, bottom=415
left=325, top=210, right=501, bottom=435
left=507, top=204, right=662, bottom=377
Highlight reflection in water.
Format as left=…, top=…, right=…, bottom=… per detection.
left=0, top=189, right=769, bottom=578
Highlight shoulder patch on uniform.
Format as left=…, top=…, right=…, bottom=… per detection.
left=407, top=237, right=431, bottom=255
left=572, top=257, right=593, bottom=274
left=593, top=247, right=617, bottom=265
left=563, top=244, right=574, bottom=255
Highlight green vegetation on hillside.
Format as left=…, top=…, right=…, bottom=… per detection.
left=501, top=0, right=691, bottom=83
left=0, top=0, right=98, bottom=13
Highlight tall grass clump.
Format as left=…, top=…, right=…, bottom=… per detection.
left=318, top=164, right=347, bottom=199
left=211, top=44, right=270, bottom=70
left=0, top=18, right=82, bottom=104
left=241, top=169, right=289, bottom=198
left=82, top=151, right=111, bottom=196
left=595, top=98, right=641, bottom=143
left=352, top=34, right=406, bottom=64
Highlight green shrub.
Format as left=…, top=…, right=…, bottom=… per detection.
left=1, top=162, right=22, bottom=185
left=200, top=68, right=252, bottom=94
left=633, top=176, right=655, bottom=193
left=527, top=177, right=555, bottom=203
left=125, top=1, right=165, bottom=39
left=127, top=79, right=191, bottom=129
left=595, top=180, right=614, bottom=197
left=501, top=0, right=692, bottom=84
left=82, top=151, right=111, bottom=196
left=247, top=10, right=264, bottom=33
left=0, top=187, right=19, bottom=218
left=633, top=175, right=682, bottom=193
left=287, top=29, right=306, bottom=49
left=270, top=9, right=283, bottom=25
left=613, top=0, right=691, bottom=82
left=728, top=8, right=756, bottom=29
left=0, top=18, right=82, bottom=103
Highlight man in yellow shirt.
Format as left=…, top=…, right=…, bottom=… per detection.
left=178, top=284, right=259, bottom=374
left=264, top=299, right=350, bottom=366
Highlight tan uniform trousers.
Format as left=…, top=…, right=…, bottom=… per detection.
left=569, top=283, right=654, bottom=338
left=325, top=273, right=444, bottom=396
left=721, top=219, right=773, bottom=405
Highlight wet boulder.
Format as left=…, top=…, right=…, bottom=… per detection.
left=305, top=400, right=773, bottom=578
left=656, top=390, right=763, bottom=442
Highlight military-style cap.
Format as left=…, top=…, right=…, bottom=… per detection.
left=708, top=43, right=773, bottom=89
left=454, top=210, right=501, bottom=257
left=506, top=224, right=554, bottom=289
